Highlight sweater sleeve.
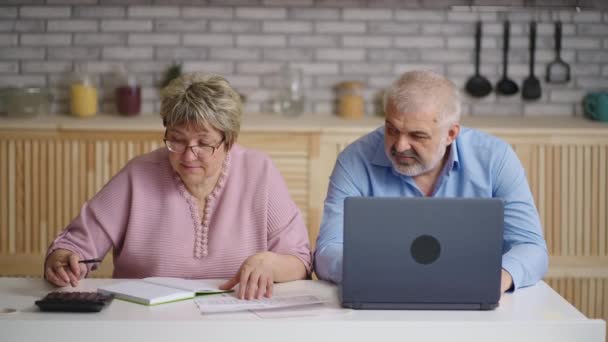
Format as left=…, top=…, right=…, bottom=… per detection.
left=264, top=159, right=312, bottom=274
left=45, top=164, right=133, bottom=275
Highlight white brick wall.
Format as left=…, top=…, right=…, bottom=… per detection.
left=128, top=33, right=180, bottom=45
left=74, top=6, right=125, bottom=18
left=0, top=62, right=18, bottom=73
left=0, top=2, right=607, bottom=117
left=101, top=20, right=152, bottom=32
left=263, top=21, right=312, bottom=33
left=20, top=6, right=71, bottom=18
left=103, top=47, right=153, bottom=60
left=74, top=33, right=126, bottom=46
left=155, top=19, right=206, bottom=32
left=210, top=48, right=261, bottom=60
left=0, top=34, right=17, bottom=46
left=183, top=33, right=233, bottom=46
left=128, top=6, right=180, bottom=18
left=48, top=20, right=97, bottom=32
left=0, top=7, right=17, bottom=19
left=236, top=7, right=286, bottom=19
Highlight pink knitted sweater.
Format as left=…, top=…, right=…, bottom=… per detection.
left=48, top=145, right=312, bottom=278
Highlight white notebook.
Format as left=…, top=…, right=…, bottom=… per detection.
left=97, top=277, right=229, bottom=306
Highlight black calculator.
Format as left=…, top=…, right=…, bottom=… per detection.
left=35, top=291, right=113, bottom=312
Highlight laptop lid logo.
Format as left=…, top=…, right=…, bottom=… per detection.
left=411, top=235, right=441, bottom=265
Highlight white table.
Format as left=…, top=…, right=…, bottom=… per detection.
left=0, top=278, right=604, bottom=342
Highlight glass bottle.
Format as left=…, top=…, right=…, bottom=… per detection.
left=337, top=81, right=364, bottom=119
left=70, top=64, right=97, bottom=118
left=279, top=67, right=305, bottom=117
left=113, top=65, right=141, bottom=116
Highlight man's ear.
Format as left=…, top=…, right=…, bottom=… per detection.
left=445, top=122, right=460, bottom=145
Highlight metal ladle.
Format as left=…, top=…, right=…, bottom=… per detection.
left=496, top=20, right=518, bottom=96
left=465, top=21, right=492, bottom=98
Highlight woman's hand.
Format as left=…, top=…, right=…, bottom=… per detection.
left=219, top=251, right=276, bottom=300
left=44, top=249, right=85, bottom=287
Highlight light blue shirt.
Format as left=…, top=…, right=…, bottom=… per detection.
left=314, top=126, right=548, bottom=290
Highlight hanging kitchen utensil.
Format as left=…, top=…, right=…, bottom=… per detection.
left=465, top=21, right=492, bottom=98
left=522, top=21, right=541, bottom=100
left=496, top=20, right=518, bottom=96
left=546, top=21, right=571, bottom=83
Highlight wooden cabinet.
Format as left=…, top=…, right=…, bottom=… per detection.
left=0, top=115, right=607, bottom=329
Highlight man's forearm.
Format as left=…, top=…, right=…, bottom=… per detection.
left=314, top=244, right=343, bottom=284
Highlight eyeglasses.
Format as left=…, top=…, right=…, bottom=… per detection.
left=163, top=131, right=224, bottom=158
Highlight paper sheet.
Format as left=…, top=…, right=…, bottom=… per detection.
left=251, top=303, right=350, bottom=319
left=194, top=294, right=326, bottom=313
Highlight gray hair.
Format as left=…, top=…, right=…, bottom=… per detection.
left=160, top=72, right=242, bottom=149
left=383, top=70, right=461, bottom=125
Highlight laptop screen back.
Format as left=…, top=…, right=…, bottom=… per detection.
left=342, top=197, right=503, bottom=310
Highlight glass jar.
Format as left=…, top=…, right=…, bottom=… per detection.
left=113, top=65, right=141, bottom=116
left=70, top=66, right=97, bottom=118
left=337, top=81, right=364, bottom=119
left=279, top=67, right=305, bottom=117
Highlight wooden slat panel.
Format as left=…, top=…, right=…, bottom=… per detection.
left=95, top=141, right=103, bottom=194
left=0, top=140, right=7, bottom=254
left=79, top=141, right=87, bottom=214
left=600, top=146, right=607, bottom=257
left=55, top=140, right=63, bottom=238
left=31, top=140, right=39, bottom=254
left=604, top=278, right=608, bottom=320
left=552, top=146, right=561, bottom=256
left=583, top=146, right=591, bottom=257
left=47, top=140, right=56, bottom=244
left=63, top=141, right=71, bottom=230
left=538, top=145, right=547, bottom=251
left=103, top=140, right=110, bottom=186
left=575, top=146, right=584, bottom=256
left=589, top=277, right=596, bottom=317
left=24, top=141, right=31, bottom=254
left=591, top=146, right=599, bottom=257
left=70, top=141, right=78, bottom=229
left=87, top=141, right=96, bottom=200
left=15, top=140, right=24, bottom=254
left=110, top=140, right=119, bottom=176
left=568, top=146, right=576, bottom=256
left=561, top=145, right=568, bottom=256
left=39, top=140, right=47, bottom=253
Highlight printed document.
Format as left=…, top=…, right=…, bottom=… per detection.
left=194, top=294, right=326, bottom=313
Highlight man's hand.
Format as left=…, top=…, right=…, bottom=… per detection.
left=501, top=269, right=513, bottom=293
left=44, top=249, right=85, bottom=287
left=219, top=252, right=276, bottom=300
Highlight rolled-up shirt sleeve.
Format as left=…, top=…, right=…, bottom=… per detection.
left=493, top=144, right=549, bottom=290
left=315, top=157, right=362, bottom=283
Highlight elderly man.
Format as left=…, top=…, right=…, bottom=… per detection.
left=314, top=70, right=548, bottom=293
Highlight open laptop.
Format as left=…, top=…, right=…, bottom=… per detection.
left=341, top=197, right=504, bottom=310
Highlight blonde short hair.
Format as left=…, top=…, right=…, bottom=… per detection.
left=383, top=70, right=461, bottom=125
left=160, top=72, right=242, bottom=149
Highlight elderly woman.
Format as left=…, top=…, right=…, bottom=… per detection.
left=44, top=72, right=311, bottom=300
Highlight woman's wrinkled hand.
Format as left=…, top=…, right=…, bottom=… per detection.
left=44, top=249, right=85, bottom=287
left=219, top=251, right=276, bottom=300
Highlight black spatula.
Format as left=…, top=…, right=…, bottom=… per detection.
left=522, top=21, right=541, bottom=101
left=546, top=21, right=571, bottom=83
